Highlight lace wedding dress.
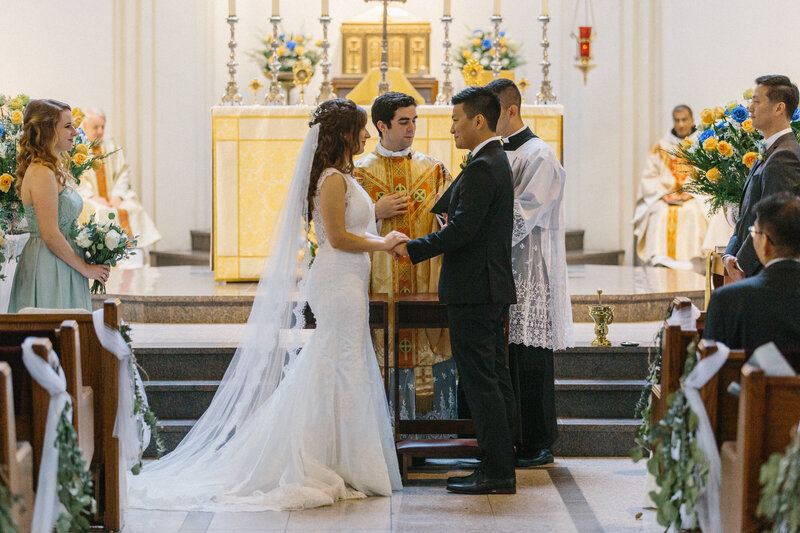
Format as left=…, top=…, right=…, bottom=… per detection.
left=128, top=128, right=401, bottom=511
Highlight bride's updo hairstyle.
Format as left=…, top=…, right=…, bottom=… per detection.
left=16, top=98, right=72, bottom=195
left=307, top=98, right=368, bottom=220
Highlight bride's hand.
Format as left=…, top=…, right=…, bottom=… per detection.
left=382, top=231, right=408, bottom=251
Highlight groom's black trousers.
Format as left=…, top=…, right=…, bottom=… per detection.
left=447, top=303, right=516, bottom=479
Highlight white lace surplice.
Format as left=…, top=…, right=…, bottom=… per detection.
left=127, top=167, right=400, bottom=511
left=507, top=138, right=573, bottom=350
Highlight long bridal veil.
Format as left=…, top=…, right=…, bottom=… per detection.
left=129, top=124, right=321, bottom=504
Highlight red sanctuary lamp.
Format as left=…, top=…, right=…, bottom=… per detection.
left=574, top=25, right=596, bottom=84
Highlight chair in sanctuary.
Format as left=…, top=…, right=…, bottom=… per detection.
left=0, top=300, right=123, bottom=531
left=720, top=363, right=800, bottom=533
left=0, top=362, right=35, bottom=532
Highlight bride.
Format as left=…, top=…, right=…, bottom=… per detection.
left=128, top=99, right=406, bottom=511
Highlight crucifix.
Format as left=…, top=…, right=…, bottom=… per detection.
left=365, top=0, right=407, bottom=96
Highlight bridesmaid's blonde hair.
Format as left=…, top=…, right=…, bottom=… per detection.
left=15, top=99, right=72, bottom=195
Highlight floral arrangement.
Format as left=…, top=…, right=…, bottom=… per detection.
left=55, top=402, right=96, bottom=533
left=0, top=469, right=18, bottom=533
left=0, top=93, right=30, bottom=232
left=758, top=425, right=800, bottom=532
left=454, top=29, right=523, bottom=71
left=257, top=33, right=321, bottom=73
left=673, top=88, right=800, bottom=214
left=73, top=213, right=137, bottom=294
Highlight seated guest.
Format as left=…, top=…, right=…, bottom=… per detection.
left=703, top=193, right=800, bottom=356
left=77, top=108, right=161, bottom=265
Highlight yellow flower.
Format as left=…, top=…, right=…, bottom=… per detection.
left=714, top=106, right=725, bottom=119
left=277, top=45, right=287, bottom=56
left=91, top=159, right=103, bottom=170
left=501, top=46, right=508, bottom=55
left=295, top=35, right=303, bottom=43
left=8, top=97, right=23, bottom=110
left=75, top=144, right=88, bottom=155
left=725, top=100, right=738, bottom=112
left=742, top=118, right=754, bottom=133
left=500, top=37, right=507, bottom=46
left=462, top=49, right=471, bottom=59
left=295, top=45, right=304, bottom=55
left=705, top=167, right=720, bottom=182
left=679, top=138, right=693, bottom=150
left=743, top=88, right=754, bottom=100
left=72, top=152, right=88, bottom=166
left=703, top=137, right=718, bottom=152
left=0, top=173, right=14, bottom=193
left=71, top=107, right=84, bottom=124
left=315, top=40, right=323, bottom=47
left=700, top=109, right=714, bottom=125
left=473, top=37, right=481, bottom=47
left=742, top=152, right=758, bottom=168
left=717, top=140, right=733, bottom=157
left=10, top=110, right=23, bottom=125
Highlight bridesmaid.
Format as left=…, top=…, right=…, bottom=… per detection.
left=8, top=99, right=109, bottom=312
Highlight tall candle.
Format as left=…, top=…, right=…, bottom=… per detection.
left=542, top=0, right=548, bottom=16
left=444, top=0, right=451, bottom=16
left=322, top=0, right=329, bottom=16
left=493, top=0, right=501, bottom=15
left=272, top=0, right=279, bottom=16
left=228, top=0, right=235, bottom=16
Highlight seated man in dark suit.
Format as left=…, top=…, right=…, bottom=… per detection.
left=704, top=193, right=800, bottom=365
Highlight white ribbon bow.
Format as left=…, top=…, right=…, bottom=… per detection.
left=21, top=338, right=71, bottom=533
left=92, top=309, right=151, bottom=469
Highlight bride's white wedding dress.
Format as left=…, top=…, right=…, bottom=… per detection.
left=128, top=165, right=401, bottom=511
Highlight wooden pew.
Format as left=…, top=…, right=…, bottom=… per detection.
left=0, top=300, right=122, bottom=531
left=696, top=340, right=748, bottom=445
left=0, top=362, right=34, bottom=533
left=720, top=363, right=800, bottom=533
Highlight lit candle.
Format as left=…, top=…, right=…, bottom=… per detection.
left=228, top=0, right=235, bottom=16
left=541, top=0, right=548, bottom=16
left=322, top=0, right=329, bottom=16
left=493, top=0, right=500, bottom=15
left=272, top=0, right=279, bottom=16
left=444, top=0, right=451, bottom=16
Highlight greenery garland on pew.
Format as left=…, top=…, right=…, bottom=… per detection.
left=119, top=322, right=166, bottom=474
left=55, top=403, right=96, bottom=532
left=646, top=340, right=708, bottom=531
left=759, top=425, right=800, bottom=532
left=0, top=468, right=19, bottom=533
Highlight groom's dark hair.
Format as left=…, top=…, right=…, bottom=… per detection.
left=452, top=87, right=500, bottom=132
left=371, top=92, right=417, bottom=138
left=755, top=75, right=799, bottom=121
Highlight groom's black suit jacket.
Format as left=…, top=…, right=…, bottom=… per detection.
left=726, top=132, right=800, bottom=276
left=406, top=139, right=516, bottom=305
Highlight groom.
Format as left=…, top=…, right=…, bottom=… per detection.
left=394, top=87, right=518, bottom=494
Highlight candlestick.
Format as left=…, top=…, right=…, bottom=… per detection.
left=272, top=0, right=279, bottom=16
left=434, top=15, right=454, bottom=105
left=220, top=15, right=243, bottom=105
left=541, top=0, right=548, bottom=16
left=490, top=14, right=503, bottom=79
left=228, top=0, right=236, bottom=16
left=444, top=0, right=451, bottom=16
left=322, top=0, right=329, bottom=16
left=264, top=15, right=286, bottom=105
left=493, top=0, right=501, bottom=15
left=536, top=14, right=558, bottom=104
left=316, top=15, right=337, bottom=104
left=377, top=0, right=391, bottom=96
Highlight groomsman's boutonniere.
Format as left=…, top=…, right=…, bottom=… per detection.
left=459, top=152, right=472, bottom=171
left=755, top=139, right=766, bottom=157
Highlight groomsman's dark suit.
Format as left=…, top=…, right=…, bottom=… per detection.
left=703, top=259, right=800, bottom=370
left=406, top=139, right=518, bottom=481
left=726, top=132, right=800, bottom=276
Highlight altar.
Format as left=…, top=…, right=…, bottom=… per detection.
left=211, top=104, right=564, bottom=282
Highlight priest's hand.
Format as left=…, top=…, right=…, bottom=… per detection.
left=375, top=192, right=411, bottom=219
left=392, top=242, right=409, bottom=258
left=722, top=254, right=745, bottom=282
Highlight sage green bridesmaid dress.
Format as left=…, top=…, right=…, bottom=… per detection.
left=8, top=187, right=92, bottom=312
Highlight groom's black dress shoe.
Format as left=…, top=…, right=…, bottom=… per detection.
left=515, top=448, right=554, bottom=468
left=446, top=470, right=516, bottom=495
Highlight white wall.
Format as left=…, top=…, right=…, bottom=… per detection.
left=4, top=0, right=800, bottom=258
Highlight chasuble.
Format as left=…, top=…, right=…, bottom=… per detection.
left=354, top=148, right=451, bottom=411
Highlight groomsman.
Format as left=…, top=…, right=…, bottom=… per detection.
left=394, top=87, right=518, bottom=494
left=487, top=78, right=572, bottom=467
left=724, top=75, right=800, bottom=281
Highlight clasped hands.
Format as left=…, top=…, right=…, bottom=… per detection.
left=382, top=231, right=410, bottom=258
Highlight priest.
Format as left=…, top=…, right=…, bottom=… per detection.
left=354, top=91, right=453, bottom=416
left=487, top=79, right=573, bottom=467
left=78, top=108, right=162, bottom=263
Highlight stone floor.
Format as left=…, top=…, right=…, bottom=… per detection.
left=121, top=458, right=663, bottom=533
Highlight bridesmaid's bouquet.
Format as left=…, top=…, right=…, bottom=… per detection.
left=73, top=213, right=137, bottom=294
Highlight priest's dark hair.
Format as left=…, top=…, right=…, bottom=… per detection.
left=755, top=75, right=799, bottom=121
left=451, top=87, right=500, bottom=132
left=371, top=91, right=417, bottom=138
left=672, top=104, right=693, bottom=117
left=755, top=192, right=800, bottom=256
left=307, top=99, right=368, bottom=221
left=485, top=78, right=521, bottom=111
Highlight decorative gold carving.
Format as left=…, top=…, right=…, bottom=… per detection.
left=292, top=59, right=313, bottom=105
left=462, top=59, right=482, bottom=87
left=345, top=38, right=362, bottom=74
left=389, top=37, right=405, bottom=70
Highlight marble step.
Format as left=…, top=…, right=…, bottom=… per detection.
left=150, top=249, right=209, bottom=267
left=191, top=229, right=211, bottom=252
left=566, top=249, right=625, bottom=266
left=144, top=418, right=640, bottom=458
left=134, top=345, right=651, bottom=382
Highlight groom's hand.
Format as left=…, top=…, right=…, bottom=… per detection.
left=393, top=242, right=409, bottom=258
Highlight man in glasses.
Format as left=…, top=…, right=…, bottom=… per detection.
left=704, top=192, right=800, bottom=355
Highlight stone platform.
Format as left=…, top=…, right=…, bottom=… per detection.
left=94, top=264, right=705, bottom=323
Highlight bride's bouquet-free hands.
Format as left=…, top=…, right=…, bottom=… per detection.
left=73, top=212, right=138, bottom=294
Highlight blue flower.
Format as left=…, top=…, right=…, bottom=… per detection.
left=286, top=41, right=297, bottom=51
left=279, top=33, right=285, bottom=40
left=482, top=38, right=492, bottom=49
left=499, top=31, right=506, bottom=37
left=473, top=29, right=483, bottom=37
left=77, top=129, right=88, bottom=144
left=792, top=107, right=800, bottom=122
left=0, top=122, right=4, bottom=137
left=715, top=120, right=728, bottom=131
left=699, top=129, right=716, bottom=142
left=730, top=105, right=749, bottom=123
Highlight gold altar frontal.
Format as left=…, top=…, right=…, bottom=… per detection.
left=211, top=104, right=564, bottom=281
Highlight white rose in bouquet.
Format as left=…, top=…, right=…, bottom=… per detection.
left=0, top=229, right=6, bottom=248
left=104, top=230, right=122, bottom=250
left=75, top=229, right=92, bottom=249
